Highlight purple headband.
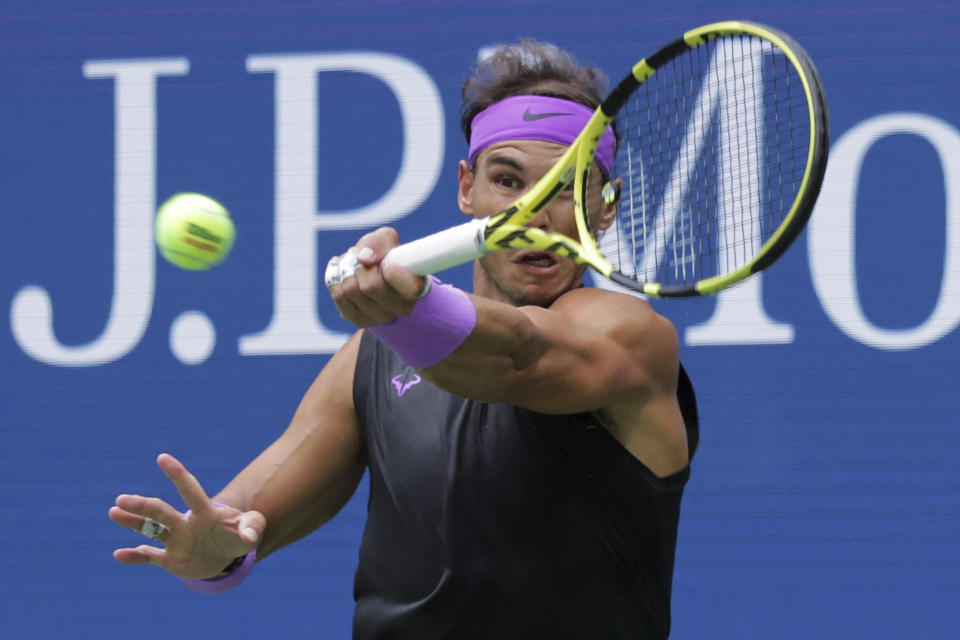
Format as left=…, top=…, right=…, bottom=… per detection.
left=468, top=95, right=616, bottom=176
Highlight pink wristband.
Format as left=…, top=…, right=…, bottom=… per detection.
left=179, top=503, right=257, bottom=594
left=370, top=277, right=477, bottom=368
left=179, top=548, right=256, bottom=594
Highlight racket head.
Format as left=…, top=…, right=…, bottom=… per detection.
left=598, top=20, right=830, bottom=297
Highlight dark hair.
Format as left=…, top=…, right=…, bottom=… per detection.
left=459, top=39, right=609, bottom=144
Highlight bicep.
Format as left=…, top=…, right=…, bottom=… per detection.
left=507, top=299, right=676, bottom=413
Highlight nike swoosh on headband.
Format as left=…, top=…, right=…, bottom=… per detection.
left=522, top=108, right=573, bottom=121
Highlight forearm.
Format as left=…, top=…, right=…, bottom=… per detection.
left=350, top=255, right=656, bottom=411
left=211, top=428, right=365, bottom=560
left=444, top=295, right=543, bottom=371
left=422, top=289, right=661, bottom=413
left=249, top=459, right=366, bottom=561
left=214, top=332, right=366, bottom=561
left=422, top=298, right=569, bottom=405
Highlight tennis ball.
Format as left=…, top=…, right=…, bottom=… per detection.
left=155, top=193, right=235, bottom=270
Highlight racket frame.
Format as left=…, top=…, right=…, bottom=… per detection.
left=382, top=20, right=830, bottom=298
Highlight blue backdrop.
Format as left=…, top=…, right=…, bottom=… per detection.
left=2, top=1, right=958, bottom=637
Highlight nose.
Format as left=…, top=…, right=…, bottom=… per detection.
left=527, top=204, right=554, bottom=230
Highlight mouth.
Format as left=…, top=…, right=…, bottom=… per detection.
left=513, top=250, right=560, bottom=271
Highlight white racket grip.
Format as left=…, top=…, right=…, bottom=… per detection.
left=382, top=218, right=489, bottom=276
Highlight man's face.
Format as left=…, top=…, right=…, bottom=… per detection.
left=458, top=139, right=613, bottom=307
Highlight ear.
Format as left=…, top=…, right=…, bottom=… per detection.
left=457, top=160, right=476, bottom=216
left=596, top=177, right=622, bottom=231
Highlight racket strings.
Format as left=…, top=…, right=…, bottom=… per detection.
left=605, top=35, right=812, bottom=287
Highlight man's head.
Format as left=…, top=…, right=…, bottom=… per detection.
left=460, top=40, right=609, bottom=143
left=457, top=40, right=619, bottom=307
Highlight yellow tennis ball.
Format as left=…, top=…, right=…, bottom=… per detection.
left=155, top=193, right=235, bottom=270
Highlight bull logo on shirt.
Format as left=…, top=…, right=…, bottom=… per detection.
left=391, top=371, right=422, bottom=398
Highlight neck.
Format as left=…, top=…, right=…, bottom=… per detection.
left=472, top=261, right=515, bottom=304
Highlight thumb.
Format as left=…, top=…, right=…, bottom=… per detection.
left=237, top=510, right=266, bottom=545
left=380, top=261, right=427, bottom=300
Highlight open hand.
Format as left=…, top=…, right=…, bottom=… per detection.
left=109, top=453, right=265, bottom=579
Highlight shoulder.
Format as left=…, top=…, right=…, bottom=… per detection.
left=549, top=288, right=678, bottom=363
left=550, top=287, right=665, bottom=323
left=551, top=287, right=681, bottom=413
left=551, top=290, right=687, bottom=476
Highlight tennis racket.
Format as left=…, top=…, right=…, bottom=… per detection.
left=381, top=20, right=830, bottom=297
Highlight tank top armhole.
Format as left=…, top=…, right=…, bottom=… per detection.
left=583, top=410, right=691, bottom=494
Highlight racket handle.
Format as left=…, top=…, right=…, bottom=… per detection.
left=382, top=218, right=488, bottom=276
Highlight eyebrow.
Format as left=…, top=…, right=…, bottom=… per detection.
left=479, top=153, right=607, bottom=185
left=480, top=155, right=525, bottom=173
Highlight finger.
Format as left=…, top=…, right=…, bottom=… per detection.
left=352, top=233, right=424, bottom=300
left=156, top=453, right=211, bottom=513
left=113, top=544, right=167, bottom=567
left=114, top=494, right=182, bottom=525
left=324, top=254, right=342, bottom=288
left=356, top=245, right=376, bottom=266
left=325, top=250, right=361, bottom=291
left=340, top=293, right=399, bottom=326
left=331, top=259, right=399, bottom=325
left=331, top=287, right=366, bottom=325
left=380, top=260, right=428, bottom=300
left=335, top=266, right=419, bottom=326
left=109, top=505, right=152, bottom=531
left=109, top=505, right=138, bottom=528
left=355, top=228, right=400, bottom=262
left=109, top=506, right=170, bottom=545
left=350, top=269, right=413, bottom=322
left=237, top=510, right=266, bottom=545
left=354, top=262, right=407, bottom=303
left=337, top=250, right=361, bottom=286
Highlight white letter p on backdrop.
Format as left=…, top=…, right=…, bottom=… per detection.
left=240, top=53, right=445, bottom=355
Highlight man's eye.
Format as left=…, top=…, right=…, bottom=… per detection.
left=495, top=175, right=522, bottom=189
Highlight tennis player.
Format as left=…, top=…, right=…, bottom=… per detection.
left=110, top=40, right=698, bottom=639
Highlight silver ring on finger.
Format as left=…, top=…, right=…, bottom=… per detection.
left=324, top=255, right=341, bottom=288
left=338, top=251, right=360, bottom=283
left=140, top=517, right=167, bottom=540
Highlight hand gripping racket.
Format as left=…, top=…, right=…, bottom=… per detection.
left=381, top=20, right=830, bottom=297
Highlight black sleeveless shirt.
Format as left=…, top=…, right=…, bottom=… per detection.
left=352, top=331, right=698, bottom=639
